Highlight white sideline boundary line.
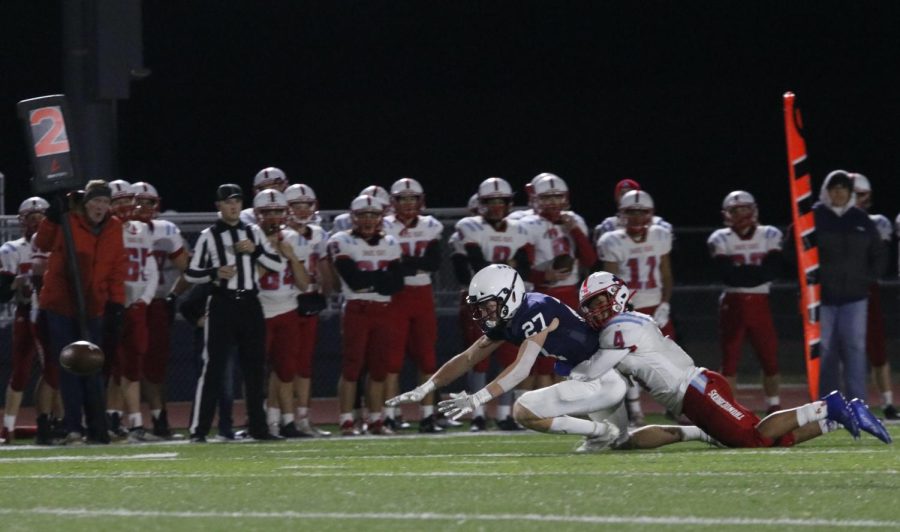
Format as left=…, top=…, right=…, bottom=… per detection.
left=1, top=469, right=895, bottom=480
left=0, top=507, right=896, bottom=528
left=0, top=453, right=178, bottom=463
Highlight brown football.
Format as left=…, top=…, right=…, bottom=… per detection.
left=59, top=341, right=105, bottom=376
left=552, top=254, right=575, bottom=272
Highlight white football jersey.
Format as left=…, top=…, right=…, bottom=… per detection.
left=122, top=220, right=159, bottom=307
left=239, top=207, right=256, bottom=227
left=383, top=214, right=444, bottom=286
left=329, top=212, right=352, bottom=235
left=597, top=225, right=672, bottom=308
left=707, top=225, right=782, bottom=294
left=326, top=231, right=401, bottom=302
left=455, top=216, right=531, bottom=266
left=871, top=214, right=891, bottom=242
left=288, top=223, right=328, bottom=294
left=258, top=227, right=303, bottom=318
left=594, top=215, right=672, bottom=246
left=0, top=236, right=37, bottom=306
left=520, top=211, right=590, bottom=287
left=600, top=311, right=701, bottom=415
left=447, top=230, right=464, bottom=256
left=148, top=219, right=186, bottom=299
left=506, top=208, right=534, bottom=221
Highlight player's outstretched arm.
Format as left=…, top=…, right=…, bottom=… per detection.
left=385, top=335, right=502, bottom=407
left=438, top=318, right=560, bottom=420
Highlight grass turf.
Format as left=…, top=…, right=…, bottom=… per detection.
left=0, top=417, right=897, bottom=531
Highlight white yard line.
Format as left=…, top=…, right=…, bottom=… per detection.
left=0, top=453, right=178, bottom=463
left=0, top=507, right=895, bottom=528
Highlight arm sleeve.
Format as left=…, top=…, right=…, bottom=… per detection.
left=184, top=232, right=217, bottom=284
left=570, top=226, right=598, bottom=268
left=33, top=217, right=59, bottom=253
left=373, top=260, right=406, bottom=295
left=511, top=246, right=531, bottom=280
left=464, top=244, right=490, bottom=272
left=401, top=239, right=442, bottom=274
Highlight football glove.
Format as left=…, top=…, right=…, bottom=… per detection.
left=438, top=389, right=491, bottom=421
left=653, top=302, right=670, bottom=328
left=385, top=380, right=435, bottom=407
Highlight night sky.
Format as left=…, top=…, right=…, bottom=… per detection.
left=3, top=2, right=900, bottom=227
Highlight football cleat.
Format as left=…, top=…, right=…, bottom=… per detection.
left=340, top=420, right=360, bottom=437
left=190, top=434, right=208, bottom=443
left=434, top=413, right=462, bottom=428
left=574, top=422, right=621, bottom=453
left=61, top=432, right=85, bottom=446
left=418, top=414, right=444, bottom=434
left=151, top=410, right=174, bottom=439
left=296, top=418, right=330, bottom=437
left=849, top=399, right=892, bottom=444
left=883, top=405, right=899, bottom=421
left=279, top=422, right=303, bottom=438
left=248, top=431, right=285, bottom=442
left=127, top=427, right=164, bottom=443
left=366, top=419, right=395, bottom=436
left=469, top=416, right=487, bottom=432
left=823, top=391, right=860, bottom=439
left=496, top=415, right=524, bottom=431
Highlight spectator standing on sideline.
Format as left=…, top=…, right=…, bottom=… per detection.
left=851, top=174, right=897, bottom=420
left=812, top=171, right=886, bottom=404
left=707, top=191, right=783, bottom=413
left=34, top=180, right=127, bottom=445
left=184, top=184, right=283, bottom=442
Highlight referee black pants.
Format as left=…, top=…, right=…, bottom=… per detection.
left=190, top=294, right=268, bottom=438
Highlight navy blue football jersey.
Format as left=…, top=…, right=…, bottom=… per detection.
left=486, top=292, right=599, bottom=373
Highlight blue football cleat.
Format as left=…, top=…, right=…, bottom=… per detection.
left=823, top=391, right=860, bottom=439
left=849, top=399, right=892, bottom=444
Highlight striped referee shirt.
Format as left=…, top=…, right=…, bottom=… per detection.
left=185, top=218, right=282, bottom=291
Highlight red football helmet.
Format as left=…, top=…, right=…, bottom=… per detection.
left=350, top=194, right=384, bottom=238
left=109, top=180, right=135, bottom=219
left=253, top=167, right=289, bottom=193
left=18, top=196, right=49, bottom=238
left=477, top=177, right=514, bottom=222
left=131, top=182, right=160, bottom=223
left=533, top=173, right=570, bottom=222
left=390, top=177, right=425, bottom=220
left=253, top=189, right=288, bottom=235
left=578, top=271, right=632, bottom=330
left=618, top=190, right=654, bottom=237
left=721, top=190, right=758, bottom=234
left=614, top=178, right=641, bottom=202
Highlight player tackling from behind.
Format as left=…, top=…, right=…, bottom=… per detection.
left=574, top=271, right=891, bottom=451
left=707, top=190, right=783, bottom=413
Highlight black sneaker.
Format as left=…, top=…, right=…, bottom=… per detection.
left=107, top=412, right=128, bottom=439
left=470, top=416, right=487, bottom=432
left=279, top=422, right=303, bottom=438
left=190, top=434, right=207, bottom=443
left=35, top=414, right=54, bottom=445
left=50, top=417, right=68, bottom=439
left=884, top=405, right=899, bottom=421
left=418, top=414, right=444, bottom=433
left=383, top=417, right=398, bottom=432
left=249, top=431, right=285, bottom=441
left=152, top=410, right=174, bottom=438
left=394, top=415, right=411, bottom=430
left=496, top=416, right=523, bottom=431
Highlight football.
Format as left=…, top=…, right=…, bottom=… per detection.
left=552, top=254, right=575, bottom=272
left=59, top=341, right=105, bottom=376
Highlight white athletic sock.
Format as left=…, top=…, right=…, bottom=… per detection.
left=151, top=409, right=162, bottom=419
left=3, top=414, right=16, bottom=430
left=383, top=406, right=395, bottom=420
left=267, top=408, right=281, bottom=426
left=339, top=412, right=354, bottom=425
left=421, top=405, right=434, bottom=418
left=766, top=396, right=780, bottom=406
left=296, top=407, right=309, bottom=420
left=496, top=405, right=511, bottom=419
left=128, top=413, right=143, bottom=429
left=796, top=401, right=827, bottom=426
left=281, top=413, right=294, bottom=425
left=883, top=391, right=894, bottom=406
left=549, top=416, right=606, bottom=437
left=678, top=425, right=707, bottom=442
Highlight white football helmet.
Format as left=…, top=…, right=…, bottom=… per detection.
left=359, top=185, right=392, bottom=214
left=851, top=173, right=872, bottom=210
left=284, top=183, right=320, bottom=225
left=253, top=189, right=288, bottom=234
left=350, top=194, right=385, bottom=237
left=467, top=264, right=526, bottom=333
left=131, top=181, right=160, bottom=222
left=578, top=271, right=632, bottom=330
left=618, top=190, right=654, bottom=236
left=477, top=177, right=514, bottom=220
left=390, top=177, right=425, bottom=218
left=467, top=193, right=479, bottom=215
left=721, top=190, right=758, bottom=232
left=253, top=167, right=288, bottom=193
left=108, top=179, right=134, bottom=218
left=18, top=196, right=49, bottom=237
left=533, top=173, right=570, bottom=221
left=525, top=172, right=555, bottom=208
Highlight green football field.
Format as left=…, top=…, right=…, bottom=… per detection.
left=1, top=418, right=897, bottom=531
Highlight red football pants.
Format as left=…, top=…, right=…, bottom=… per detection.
left=265, top=309, right=302, bottom=383
left=341, top=300, right=395, bottom=382
left=717, top=293, right=779, bottom=377
left=387, top=285, right=437, bottom=375
left=113, top=303, right=149, bottom=382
